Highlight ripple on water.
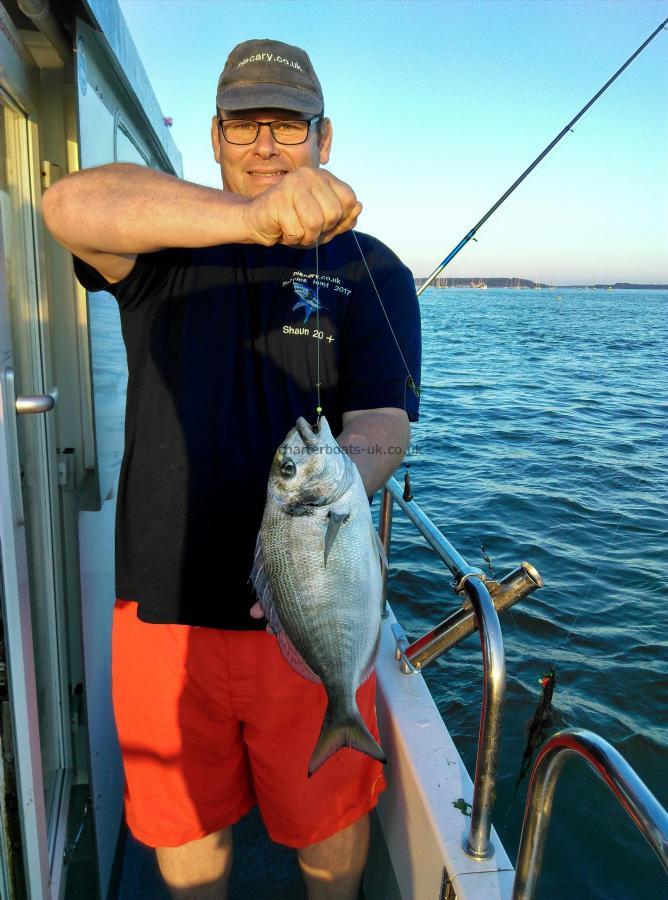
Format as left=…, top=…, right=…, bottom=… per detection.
left=391, top=288, right=668, bottom=900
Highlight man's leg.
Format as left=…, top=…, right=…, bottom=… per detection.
left=244, top=635, right=384, bottom=896
left=155, top=827, right=234, bottom=899
left=297, top=814, right=369, bottom=900
left=112, top=610, right=256, bottom=897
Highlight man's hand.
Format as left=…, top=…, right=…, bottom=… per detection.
left=250, top=601, right=272, bottom=629
left=42, top=163, right=360, bottom=283
left=338, top=408, right=411, bottom=497
left=242, top=168, right=362, bottom=247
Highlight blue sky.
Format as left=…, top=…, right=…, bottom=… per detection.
left=118, top=0, right=668, bottom=283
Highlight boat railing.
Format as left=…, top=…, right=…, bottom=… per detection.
left=378, top=475, right=543, bottom=859
left=512, top=728, right=668, bottom=899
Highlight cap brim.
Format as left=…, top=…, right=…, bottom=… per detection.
left=216, top=83, right=323, bottom=116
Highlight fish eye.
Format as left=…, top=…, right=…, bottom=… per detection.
left=280, top=458, right=297, bottom=479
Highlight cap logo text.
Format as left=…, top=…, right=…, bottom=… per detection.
left=236, top=53, right=303, bottom=71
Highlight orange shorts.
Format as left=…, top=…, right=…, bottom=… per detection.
left=111, top=600, right=386, bottom=849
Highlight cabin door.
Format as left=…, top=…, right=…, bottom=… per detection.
left=0, top=73, right=71, bottom=900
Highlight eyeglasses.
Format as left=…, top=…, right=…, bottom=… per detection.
left=217, top=116, right=322, bottom=145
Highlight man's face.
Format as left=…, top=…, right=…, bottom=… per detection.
left=211, top=108, right=332, bottom=198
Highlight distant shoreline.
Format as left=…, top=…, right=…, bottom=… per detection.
left=414, top=278, right=668, bottom=290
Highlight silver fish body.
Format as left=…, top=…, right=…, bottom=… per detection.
left=251, top=416, right=386, bottom=775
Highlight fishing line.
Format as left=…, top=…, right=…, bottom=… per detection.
left=351, top=230, right=419, bottom=401
left=416, top=16, right=668, bottom=295
left=314, top=236, right=322, bottom=423
left=347, top=15, right=666, bottom=659
left=344, top=15, right=667, bottom=826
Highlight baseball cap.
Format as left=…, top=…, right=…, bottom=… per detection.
left=216, top=39, right=324, bottom=116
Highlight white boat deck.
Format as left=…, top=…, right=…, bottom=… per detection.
left=366, top=605, right=515, bottom=900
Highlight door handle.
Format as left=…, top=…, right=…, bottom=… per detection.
left=2, top=369, right=58, bottom=527
left=15, top=390, right=58, bottom=414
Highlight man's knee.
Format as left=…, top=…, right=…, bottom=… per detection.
left=297, top=814, right=369, bottom=889
left=155, top=827, right=233, bottom=899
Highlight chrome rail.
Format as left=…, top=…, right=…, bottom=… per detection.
left=384, top=477, right=480, bottom=580
left=381, top=478, right=542, bottom=671
left=460, top=574, right=506, bottom=859
left=381, top=476, right=510, bottom=859
left=512, top=728, right=668, bottom=899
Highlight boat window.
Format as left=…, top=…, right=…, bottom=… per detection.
left=115, top=120, right=150, bottom=166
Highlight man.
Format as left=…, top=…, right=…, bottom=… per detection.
left=43, top=38, right=420, bottom=899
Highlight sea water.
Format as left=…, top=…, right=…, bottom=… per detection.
left=388, top=287, right=667, bottom=899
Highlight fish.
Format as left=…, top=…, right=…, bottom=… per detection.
left=292, top=282, right=326, bottom=323
left=251, top=415, right=387, bottom=776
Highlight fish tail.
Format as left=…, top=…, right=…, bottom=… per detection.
left=308, top=705, right=386, bottom=777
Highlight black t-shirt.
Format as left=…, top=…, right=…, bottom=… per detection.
left=74, top=231, right=421, bottom=628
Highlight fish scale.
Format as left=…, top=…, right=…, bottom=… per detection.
left=251, top=415, right=386, bottom=775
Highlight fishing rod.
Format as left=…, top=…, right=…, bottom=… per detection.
left=416, top=16, right=668, bottom=297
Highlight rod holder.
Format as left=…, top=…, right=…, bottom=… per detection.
left=406, top=562, right=543, bottom=670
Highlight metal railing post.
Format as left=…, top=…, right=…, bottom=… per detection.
left=462, top=576, right=506, bottom=859
left=512, top=729, right=668, bottom=899
left=383, top=477, right=507, bottom=858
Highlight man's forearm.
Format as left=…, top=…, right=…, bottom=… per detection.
left=42, top=163, right=249, bottom=257
left=337, top=410, right=410, bottom=496
left=42, top=163, right=361, bottom=266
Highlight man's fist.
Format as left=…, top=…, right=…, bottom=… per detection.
left=242, top=168, right=362, bottom=247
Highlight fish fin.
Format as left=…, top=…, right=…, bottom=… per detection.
left=308, top=704, right=386, bottom=777
left=250, top=534, right=282, bottom=633
left=276, top=630, right=321, bottom=684
left=292, top=300, right=303, bottom=312
left=324, top=510, right=349, bottom=567
left=250, top=533, right=321, bottom=684
left=371, top=522, right=389, bottom=571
